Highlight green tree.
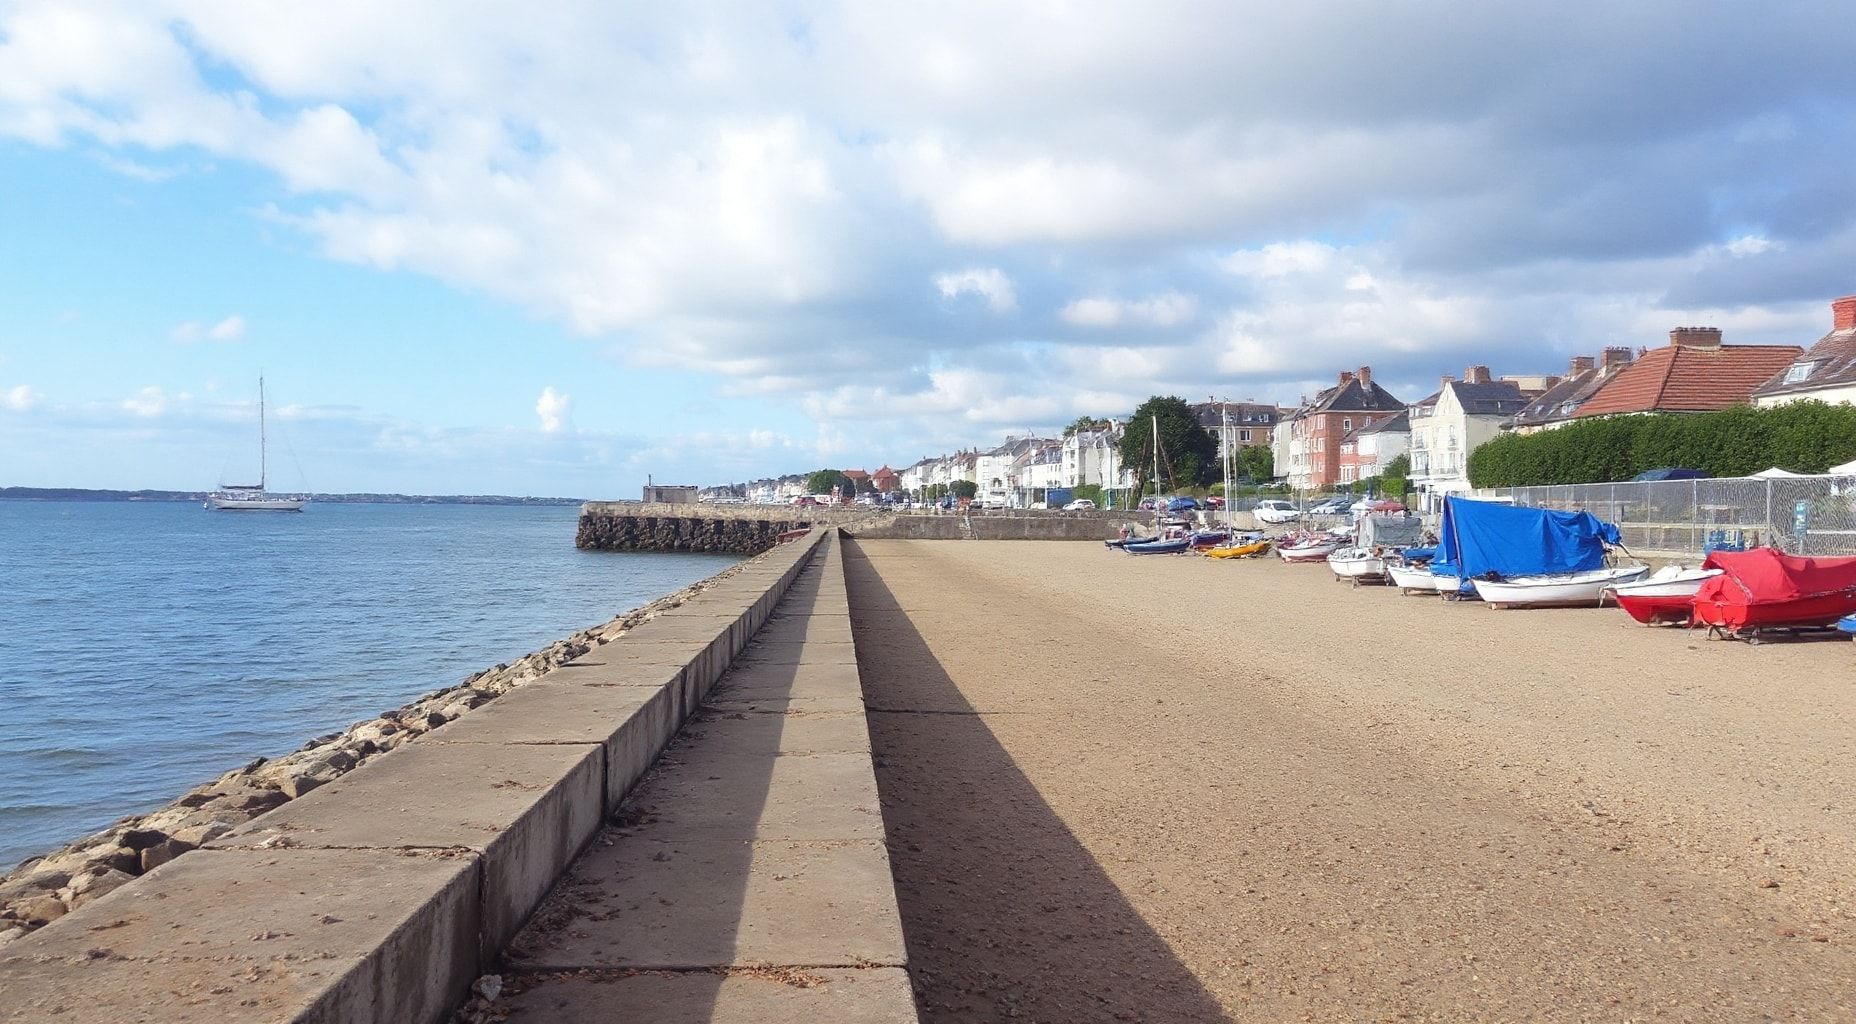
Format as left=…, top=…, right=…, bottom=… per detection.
left=1063, top=415, right=1111, bottom=437
left=1234, top=444, right=1274, bottom=483
left=1378, top=453, right=1410, bottom=501
left=1071, top=483, right=1104, bottom=506
left=804, top=469, right=848, bottom=495
left=1119, top=396, right=1219, bottom=496
left=950, top=479, right=979, bottom=500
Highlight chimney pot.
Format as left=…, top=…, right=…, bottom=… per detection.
left=1439, top=374, right=1454, bottom=389
left=1464, top=364, right=1492, bottom=384
left=1357, top=365, right=1373, bottom=386
left=1833, top=295, right=1856, bottom=331
left=1338, top=370, right=1354, bottom=384
left=1601, top=346, right=1635, bottom=369
left=1570, top=355, right=1596, bottom=374
left=1668, top=326, right=1722, bottom=349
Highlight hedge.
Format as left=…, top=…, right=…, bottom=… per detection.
left=1467, top=401, right=1856, bottom=487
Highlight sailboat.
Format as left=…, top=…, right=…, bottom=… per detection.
left=206, top=377, right=306, bottom=512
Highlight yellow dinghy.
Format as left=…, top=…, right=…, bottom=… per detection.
left=1205, top=538, right=1271, bottom=559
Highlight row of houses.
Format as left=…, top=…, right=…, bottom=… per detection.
left=1276, top=293, right=1856, bottom=509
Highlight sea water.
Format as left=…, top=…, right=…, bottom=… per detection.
left=0, top=501, right=737, bottom=866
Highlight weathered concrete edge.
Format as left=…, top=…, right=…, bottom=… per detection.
left=0, top=529, right=833, bottom=1024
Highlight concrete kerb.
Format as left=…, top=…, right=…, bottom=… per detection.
left=0, top=527, right=834, bottom=1024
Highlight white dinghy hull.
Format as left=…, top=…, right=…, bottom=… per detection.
left=1472, top=565, right=1651, bottom=609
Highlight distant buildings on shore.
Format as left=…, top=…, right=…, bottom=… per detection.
left=702, top=292, right=1856, bottom=507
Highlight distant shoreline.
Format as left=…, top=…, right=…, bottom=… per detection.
left=0, top=487, right=582, bottom=506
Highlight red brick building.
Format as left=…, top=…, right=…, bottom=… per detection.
left=1283, top=366, right=1407, bottom=490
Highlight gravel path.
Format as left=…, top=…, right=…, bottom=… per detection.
left=845, top=539, right=1856, bottom=1023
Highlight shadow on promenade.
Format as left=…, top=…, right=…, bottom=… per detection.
left=843, top=539, right=1232, bottom=1024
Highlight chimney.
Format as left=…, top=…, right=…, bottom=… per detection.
left=1668, top=326, right=1722, bottom=349
left=1464, top=364, right=1492, bottom=384
left=1601, top=346, right=1634, bottom=370
left=1833, top=295, right=1856, bottom=332
left=1356, top=365, right=1373, bottom=387
left=1569, top=355, right=1596, bottom=375
left=1439, top=373, right=1454, bottom=390
left=1338, top=370, right=1354, bottom=384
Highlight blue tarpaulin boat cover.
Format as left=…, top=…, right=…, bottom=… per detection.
left=1437, top=497, right=1622, bottom=580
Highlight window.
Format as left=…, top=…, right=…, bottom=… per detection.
left=1342, top=417, right=1352, bottom=432
left=1240, top=429, right=1252, bottom=442
left=1783, top=361, right=1819, bottom=384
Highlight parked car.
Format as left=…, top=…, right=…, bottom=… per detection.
left=1029, top=501, right=1049, bottom=510
left=1205, top=496, right=1225, bottom=509
left=1166, top=497, right=1199, bottom=512
left=1063, top=498, right=1097, bottom=511
left=1253, top=499, right=1301, bottom=524
left=1308, top=497, right=1350, bottom=516
left=791, top=495, right=820, bottom=507
left=1138, top=498, right=1158, bottom=511
left=1634, top=468, right=1710, bottom=481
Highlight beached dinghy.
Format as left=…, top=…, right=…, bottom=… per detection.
left=1606, top=565, right=1723, bottom=624
left=1386, top=561, right=1443, bottom=593
left=1277, top=538, right=1342, bottom=563
left=1471, top=565, right=1650, bottom=609
left=1327, top=547, right=1387, bottom=584
left=1124, top=536, right=1191, bottom=555
left=1205, top=537, right=1271, bottom=559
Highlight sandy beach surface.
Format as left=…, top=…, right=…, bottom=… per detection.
left=845, top=538, right=1856, bottom=1023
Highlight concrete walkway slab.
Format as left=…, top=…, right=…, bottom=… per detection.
left=504, top=838, right=904, bottom=969
left=0, top=848, right=478, bottom=1024
left=712, top=659, right=864, bottom=700
left=682, top=708, right=872, bottom=754
left=499, top=967, right=918, bottom=1023
left=617, top=750, right=883, bottom=841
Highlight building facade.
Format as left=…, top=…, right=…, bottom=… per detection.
left=1752, top=295, right=1856, bottom=408
left=1281, top=367, right=1407, bottom=491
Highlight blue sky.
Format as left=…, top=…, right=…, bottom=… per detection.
left=3, top=2, right=1855, bottom=495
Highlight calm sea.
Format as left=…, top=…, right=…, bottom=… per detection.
left=0, top=501, right=738, bottom=866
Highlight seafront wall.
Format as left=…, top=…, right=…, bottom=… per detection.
left=0, top=532, right=830, bottom=1024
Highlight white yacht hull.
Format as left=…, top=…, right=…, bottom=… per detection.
left=208, top=495, right=306, bottom=511
left=1471, top=565, right=1650, bottom=609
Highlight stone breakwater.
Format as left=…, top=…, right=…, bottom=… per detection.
left=0, top=555, right=756, bottom=949
left=575, top=500, right=873, bottom=554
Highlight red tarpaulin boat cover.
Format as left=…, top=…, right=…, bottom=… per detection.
left=1691, top=548, right=1856, bottom=630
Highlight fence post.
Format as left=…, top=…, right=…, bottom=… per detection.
left=1764, top=479, right=1773, bottom=549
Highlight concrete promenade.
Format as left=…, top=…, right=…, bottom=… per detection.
left=490, top=530, right=914, bottom=1020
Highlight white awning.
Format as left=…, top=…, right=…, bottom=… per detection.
left=1750, top=466, right=1807, bottom=479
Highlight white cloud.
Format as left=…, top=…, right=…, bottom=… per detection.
left=207, top=315, right=245, bottom=341
left=122, top=386, right=167, bottom=417
left=535, top=386, right=571, bottom=433
left=3, top=384, right=40, bottom=412
left=933, top=267, right=1017, bottom=313
left=1059, top=291, right=1196, bottom=328
left=5, top=2, right=1856, bottom=483
left=171, top=314, right=246, bottom=343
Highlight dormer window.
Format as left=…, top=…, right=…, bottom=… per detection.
left=1783, top=361, right=1820, bottom=384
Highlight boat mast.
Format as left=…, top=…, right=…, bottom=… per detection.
left=258, top=375, right=267, bottom=491
left=1152, top=413, right=1161, bottom=535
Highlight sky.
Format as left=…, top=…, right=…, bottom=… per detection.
left=3, top=2, right=1856, bottom=496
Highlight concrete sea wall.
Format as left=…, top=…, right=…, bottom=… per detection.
left=0, top=530, right=853, bottom=1024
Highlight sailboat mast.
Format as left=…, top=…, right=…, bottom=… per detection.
left=1152, top=413, right=1161, bottom=534
left=258, top=376, right=267, bottom=490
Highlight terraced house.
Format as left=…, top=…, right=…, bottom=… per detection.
left=1752, top=295, right=1856, bottom=408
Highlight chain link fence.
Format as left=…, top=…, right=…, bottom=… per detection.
left=1471, top=475, right=1856, bottom=556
